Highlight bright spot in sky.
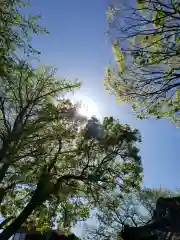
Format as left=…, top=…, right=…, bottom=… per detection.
left=73, top=95, right=100, bottom=119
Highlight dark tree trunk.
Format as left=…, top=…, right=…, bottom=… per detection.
left=0, top=204, right=35, bottom=239
left=0, top=189, right=46, bottom=240
left=0, top=140, right=10, bottom=162
left=0, top=162, right=10, bottom=183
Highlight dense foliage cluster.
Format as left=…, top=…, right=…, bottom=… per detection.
left=105, top=0, right=180, bottom=124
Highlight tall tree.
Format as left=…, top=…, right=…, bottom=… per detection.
left=83, top=188, right=178, bottom=240
left=0, top=62, right=143, bottom=239
left=105, top=0, right=180, bottom=125
left=0, top=60, right=80, bottom=183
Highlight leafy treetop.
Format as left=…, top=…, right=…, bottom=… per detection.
left=105, top=0, right=180, bottom=125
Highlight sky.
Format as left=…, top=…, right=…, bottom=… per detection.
left=27, top=0, right=180, bottom=235
left=28, top=0, right=180, bottom=189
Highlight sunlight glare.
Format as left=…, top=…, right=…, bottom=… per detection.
left=73, top=96, right=99, bottom=119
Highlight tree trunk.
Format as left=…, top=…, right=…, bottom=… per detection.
left=0, top=162, right=10, bottom=183
left=0, top=190, right=46, bottom=240
left=0, top=140, right=10, bottom=162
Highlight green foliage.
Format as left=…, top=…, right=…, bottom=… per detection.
left=0, top=60, right=142, bottom=238
left=0, top=0, right=48, bottom=78
left=84, top=188, right=178, bottom=240
left=153, top=7, right=166, bottom=27
left=113, top=40, right=126, bottom=73
left=105, top=0, right=180, bottom=125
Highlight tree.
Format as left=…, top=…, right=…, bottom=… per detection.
left=0, top=0, right=48, bottom=78
left=0, top=61, right=143, bottom=239
left=84, top=188, right=178, bottom=240
left=0, top=60, right=80, bottom=182
left=104, top=0, right=180, bottom=124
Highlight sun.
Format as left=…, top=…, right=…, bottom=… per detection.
left=72, top=95, right=99, bottom=119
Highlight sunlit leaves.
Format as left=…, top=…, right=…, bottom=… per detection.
left=153, top=8, right=166, bottom=27
left=113, top=40, right=126, bottom=73
left=0, top=61, right=142, bottom=237
left=137, top=0, right=146, bottom=9
left=105, top=0, right=180, bottom=125
left=0, top=0, right=48, bottom=78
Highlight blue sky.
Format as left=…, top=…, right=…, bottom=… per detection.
left=28, top=0, right=180, bottom=190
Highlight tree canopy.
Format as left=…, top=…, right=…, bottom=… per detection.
left=0, top=0, right=48, bottom=78
left=0, top=60, right=143, bottom=239
left=84, top=188, right=178, bottom=240
left=105, top=0, right=180, bottom=125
